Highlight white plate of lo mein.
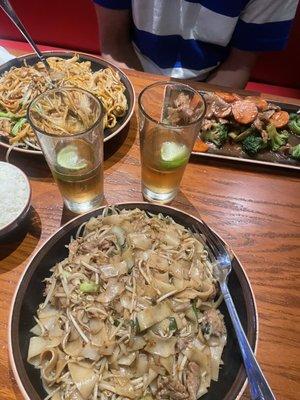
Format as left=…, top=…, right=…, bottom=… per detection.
left=0, top=51, right=135, bottom=156
left=9, top=203, right=257, bottom=400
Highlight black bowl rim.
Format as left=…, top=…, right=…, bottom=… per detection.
left=0, top=50, right=136, bottom=155
left=8, top=202, right=258, bottom=400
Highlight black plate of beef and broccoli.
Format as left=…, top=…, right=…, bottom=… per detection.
left=189, top=91, right=300, bottom=170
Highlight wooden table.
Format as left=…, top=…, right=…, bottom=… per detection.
left=0, top=45, right=299, bottom=400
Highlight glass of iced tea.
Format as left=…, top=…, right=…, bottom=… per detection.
left=138, top=82, right=206, bottom=203
left=28, top=87, right=105, bottom=213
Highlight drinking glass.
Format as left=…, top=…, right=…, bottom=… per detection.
left=138, top=81, right=206, bottom=203
left=28, top=87, right=105, bottom=213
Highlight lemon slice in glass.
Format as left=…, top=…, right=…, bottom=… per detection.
left=57, top=145, right=87, bottom=170
left=160, top=141, right=189, bottom=169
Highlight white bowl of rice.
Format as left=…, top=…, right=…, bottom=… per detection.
left=0, top=161, right=31, bottom=237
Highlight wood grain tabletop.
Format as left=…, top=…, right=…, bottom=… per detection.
left=0, top=45, right=299, bottom=400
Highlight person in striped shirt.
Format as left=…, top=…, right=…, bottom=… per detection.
left=94, top=0, right=298, bottom=88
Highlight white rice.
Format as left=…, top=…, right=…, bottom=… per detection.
left=0, top=162, right=30, bottom=228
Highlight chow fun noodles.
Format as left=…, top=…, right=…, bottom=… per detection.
left=27, top=207, right=226, bottom=400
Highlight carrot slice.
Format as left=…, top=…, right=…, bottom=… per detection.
left=193, top=138, right=209, bottom=153
left=245, top=96, right=268, bottom=111
left=232, top=100, right=258, bottom=125
left=215, top=91, right=240, bottom=103
left=269, top=111, right=289, bottom=128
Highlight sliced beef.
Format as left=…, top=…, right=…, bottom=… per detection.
left=157, top=377, right=189, bottom=400
left=186, top=362, right=201, bottom=400
left=200, top=309, right=226, bottom=339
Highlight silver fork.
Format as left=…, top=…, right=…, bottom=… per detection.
left=193, top=221, right=276, bottom=400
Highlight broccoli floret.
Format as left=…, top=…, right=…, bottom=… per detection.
left=288, top=113, right=300, bottom=136
left=242, top=135, right=267, bottom=156
left=202, top=123, right=228, bottom=148
left=266, top=124, right=289, bottom=151
left=289, top=144, right=300, bottom=160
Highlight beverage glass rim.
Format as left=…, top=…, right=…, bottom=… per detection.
left=138, top=81, right=206, bottom=128
left=27, top=87, right=105, bottom=138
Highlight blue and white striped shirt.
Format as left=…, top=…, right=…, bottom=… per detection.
left=95, top=0, right=298, bottom=79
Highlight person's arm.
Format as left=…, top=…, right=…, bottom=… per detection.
left=208, top=0, right=298, bottom=89
left=95, top=4, right=143, bottom=70
left=207, top=48, right=258, bottom=89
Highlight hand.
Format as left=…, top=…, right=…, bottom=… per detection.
left=207, top=48, right=258, bottom=89
left=101, top=53, right=131, bottom=70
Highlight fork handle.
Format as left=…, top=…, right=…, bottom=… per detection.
left=220, top=281, right=276, bottom=400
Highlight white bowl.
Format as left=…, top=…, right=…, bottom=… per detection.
left=0, top=161, right=31, bottom=237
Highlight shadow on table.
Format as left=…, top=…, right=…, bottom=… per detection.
left=0, top=206, right=41, bottom=268
left=0, top=147, right=52, bottom=181
left=60, top=196, right=110, bottom=226
left=60, top=191, right=200, bottom=229
left=170, top=190, right=202, bottom=219
left=104, top=114, right=138, bottom=170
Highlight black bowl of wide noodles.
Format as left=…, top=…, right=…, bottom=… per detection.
left=10, top=202, right=257, bottom=400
